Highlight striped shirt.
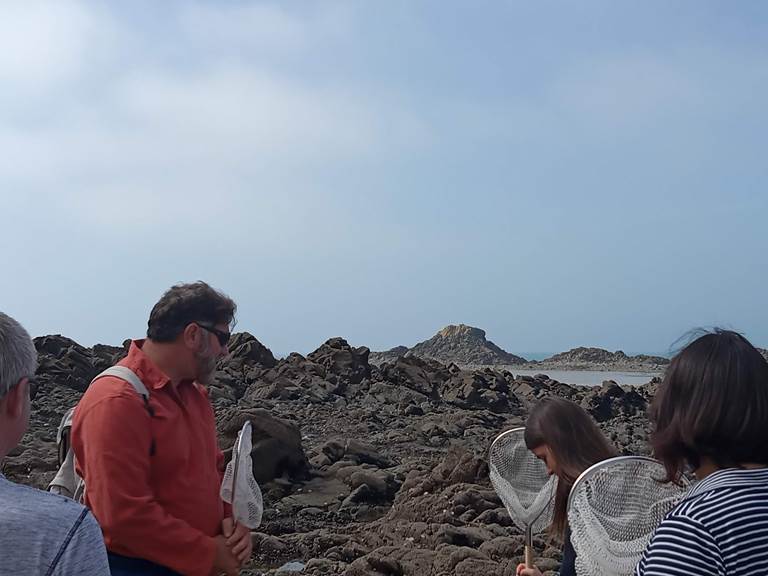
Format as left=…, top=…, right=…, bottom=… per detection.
left=636, top=467, right=768, bottom=576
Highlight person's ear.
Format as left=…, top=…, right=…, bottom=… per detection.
left=2, top=378, right=29, bottom=419
left=182, top=323, right=203, bottom=349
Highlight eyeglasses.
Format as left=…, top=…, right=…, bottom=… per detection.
left=197, top=323, right=231, bottom=347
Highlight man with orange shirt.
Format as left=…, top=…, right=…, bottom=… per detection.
left=72, top=282, right=251, bottom=576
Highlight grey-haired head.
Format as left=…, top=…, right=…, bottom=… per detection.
left=0, top=312, right=37, bottom=399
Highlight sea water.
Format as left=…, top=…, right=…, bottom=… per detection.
left=507, top=369, right=660, bottom=387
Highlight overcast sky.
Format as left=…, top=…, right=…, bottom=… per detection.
left=1, top=1, right=766, bottom=357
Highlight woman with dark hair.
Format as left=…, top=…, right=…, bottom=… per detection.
left=516, top=397, right=617, bottom=576
left=636, top=329, right=768, bottom=575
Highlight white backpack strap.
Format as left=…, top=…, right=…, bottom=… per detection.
left=48, top=446, right=79, bottom=499
left=92, top=366, right=150, bottom=398
left=49, top=365, right=155, bottom=500
left=48, top=407, right=79, bottom=497
left=56, top=407, right=76, bottom=445
left=91, top=365, right=156, bottom=456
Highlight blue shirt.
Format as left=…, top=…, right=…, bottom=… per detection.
left=0, top=473, right=110, bottom=575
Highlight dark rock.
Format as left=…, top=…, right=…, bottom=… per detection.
left=369, top=346, right=409, bottom=366
left=243, top=351, right=343, bottom=403
left=367, top=381, right=429, bottom=408
left=227, top=332, right=277, bottom=370
left=17, top=330, right=659, bottom=576
left=319, top=438, right=393, bottom=468
left=441, top=372, right=521, bottom=413
left=33, top=335, right=124, bottom=393
left=349, top=470, right=391, bottom=495
left=218, top=408, right=310, bottom=483
left=340, top=484, right=379, bottom=508
left=375, top=325, right=527, bottom=367
left=347, top=547, right=436, bottom=576
left=582, top=382, right=647, bottom=422
left=307, top=337, right=371, bottom=386
left=380, top=355, right=449, bottom=398
left=435, top=525, right=490, bottom=548
left=537, top=347, right=669, bottom=370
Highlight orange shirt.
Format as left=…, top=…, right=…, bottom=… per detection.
left=72, top=340, right=226, bottom=576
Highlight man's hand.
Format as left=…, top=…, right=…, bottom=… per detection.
left=222, top=517, right=253, bottom=565
left=211, top=535, right=240, bottom=576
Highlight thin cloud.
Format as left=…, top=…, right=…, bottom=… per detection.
left=177, top=2, right=352, bottom=56
left=0, top=0, right=117, bottom=93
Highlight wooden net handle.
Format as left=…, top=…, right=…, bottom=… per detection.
left=524, top=544, right=534, bottom=568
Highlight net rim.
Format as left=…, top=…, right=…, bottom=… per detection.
left=488, top=426, right=526, bottom=459
left=567, top=455, right=658, bottom=512
left=236, top=420, right=252, bottom=459
left=566, top=455, right=687, bottom=512
left=231, top=420, right=253, bottom=506
left=489, top=426, right=557, bottom=534
left=567, top=455, right=692, bottom=576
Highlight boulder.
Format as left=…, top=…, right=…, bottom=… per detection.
left=380, top=355, right=450, bottom=398
left=319, top=438, right=393, bottom=469
left=226, top=332, right=277, bottom=370
left=441, top=372, right=520, bottom=413
left=307, top=338, right=371, bottom=386
left=218, top=408, right=310, bottom=483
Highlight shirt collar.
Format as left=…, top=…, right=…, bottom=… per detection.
left=686, top=467, right=768, bottom=499
left=125, top=339, right=174, bottom=390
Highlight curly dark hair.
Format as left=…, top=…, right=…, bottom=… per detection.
left=650, top=329, right=768, bottom=482
left=146, top=281, right=236, bottom=342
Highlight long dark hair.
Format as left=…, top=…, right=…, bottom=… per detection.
left=525, top=397, right=617, bottom=540
left=650, top=329, right=768, bottom=483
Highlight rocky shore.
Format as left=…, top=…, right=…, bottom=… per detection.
left=7, top=333, right=658, bottom=576
left=371, top=324, right=669, bottom=372
left=517, top=347, right=669, bottom=372
left=370, top=325, right=526, bottom=367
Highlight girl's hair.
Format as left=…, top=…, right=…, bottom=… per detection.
left=650, top=329, right=768, bottom=482
left=524, top=397, right=617, bottom=540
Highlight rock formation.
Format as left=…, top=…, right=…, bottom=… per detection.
left=371, top=325, right=527, bottom=367
left=8, top=332, right=659, bottom=576
left=371, top=329, right=671, bottom=372
left=534, top=347, right=669, bottom=370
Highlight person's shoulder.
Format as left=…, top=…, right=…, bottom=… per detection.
left=75, top=373, right=147, bottom=419
left=0, top=479, right=108, bottom=574
left=0, top=477, right=89, bottom=527
left=679, top=485, right=768, bottom=540
left=79, top=372, right=137, bottom=400
left=667, top=490, right=714, bottom=524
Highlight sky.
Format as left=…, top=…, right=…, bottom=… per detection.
left=1, top=1, right=766, bottom=357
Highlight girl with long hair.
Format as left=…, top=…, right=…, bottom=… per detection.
left=516, top=397, right=617, bottom=576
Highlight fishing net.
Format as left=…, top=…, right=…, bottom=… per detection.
left=489, top=427, right=557, bottom=565
left=220, top=420, right=263, bottom=529
left=567, top=456, right=690, bottom=576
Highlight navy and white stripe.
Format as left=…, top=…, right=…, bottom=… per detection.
left=636, top=467, right=768, bottom=576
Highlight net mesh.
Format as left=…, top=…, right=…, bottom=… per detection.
left=220, top=420, right=264, bottom=529
left=489, top=428, right=556, bottom=534
left=568, top=456, right=690, bottom=576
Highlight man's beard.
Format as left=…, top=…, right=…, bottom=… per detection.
left=194, top=351, right=218, bottom=386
